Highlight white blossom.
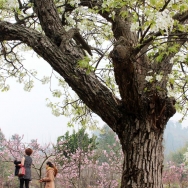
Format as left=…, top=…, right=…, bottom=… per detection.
left=102, top=2, right=107, bottom=8
left=0, top=84, right=4, bottom=90
left=46, top=101, right=53, bottom=108
left=178, top=54, right=186, bottom=62
left=52, top=108, right=61, bottom=117
left=4, top=0, right=18, bottom=9
left=69, top=0, right=80, bottom=7
left=109, top=11, right=115, bottom=19
left=170, top=57, right=175, bottom=64
left=168, top=74, right=174, bottom=79
left=30, top=70, right=37, bottom=77
left=145, top=76, right=153, bottom=82
left=0, top=84, right=10, bottom=92
left=0, top=76, right=5, bottom=82
left=167, top=90, right=174, bottom=97
left=41, top=76, right=50, bottom=84
left=147, top=70, right=153, bottom=73
left=149, top=10, right=174, bottom=35
left=24, top=81, right=34, bottom=92
left=65, top=16, right=75, bottom=25
left=156, top=75, right=162, bottom=82
left=52, top=90, right=62, bottom=98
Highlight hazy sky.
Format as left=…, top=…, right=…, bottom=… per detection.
left=0, top=53, right=187, bottom=145
left=0, top=54, right=74, bottom=144
left=0, top=79, right=72, bottom=144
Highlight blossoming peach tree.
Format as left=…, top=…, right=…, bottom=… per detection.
left=162, top=161, right=188, bottom=188
left=0, top=132, right=123, bottom=188
left=55, top=138, right=123, bottom=188
left=0, top=0, right=188, bottom=187
left=0, top=133, right=55, bottom=188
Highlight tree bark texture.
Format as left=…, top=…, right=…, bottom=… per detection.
left=119, top=118, right=165, bottom=188
left=0, top=0, right=187, bottom=187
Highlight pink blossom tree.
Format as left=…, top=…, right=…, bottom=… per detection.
left=163, top=161, right=188, bottom=188
left=0, top=133, right=56, bottom=188
left=55, top=136, right=123, bottom=188
left=0, top=130, right=123, bottom=188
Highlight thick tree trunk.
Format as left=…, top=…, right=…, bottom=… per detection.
left=118, top=118, right=165, bottom=188
left=109, top=14, right=177, bottom=187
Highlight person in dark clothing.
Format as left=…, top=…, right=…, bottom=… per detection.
left=19, top=148, right=33, bottom=188
left=14, top=159, right=21, bottom=176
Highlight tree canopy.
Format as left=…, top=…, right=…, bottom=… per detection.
left=0, top=0, right=187, bottom=124
left=56, top=128, right=97, bottom=158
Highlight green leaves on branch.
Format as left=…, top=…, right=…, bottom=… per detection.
left=0, top=0, right=5, bottom=8
left=56, top=128, right=98, bottom=159
left=77, top=56, right=94, bottom=74
left=156, top=53, right=164, bottom=63
left=101, top=0, right=126, bottom=12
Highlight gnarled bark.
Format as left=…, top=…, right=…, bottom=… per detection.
left=119, top=118, right=164, bottom=188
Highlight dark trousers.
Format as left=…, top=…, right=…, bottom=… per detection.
left=20, top=179, right=30, bottom=188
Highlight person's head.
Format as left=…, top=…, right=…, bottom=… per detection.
left=46, top=161, right=58, bottom=177
left=46, top=161, right=54, bottom=168
left=25, top=148, right=33, bottom=156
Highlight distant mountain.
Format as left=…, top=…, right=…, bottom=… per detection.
left=93, top=121, right=187, bottom=158
left=164, top=120, right=188, bottom=156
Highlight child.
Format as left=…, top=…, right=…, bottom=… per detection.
left=13, top=159, right=21, bottom=176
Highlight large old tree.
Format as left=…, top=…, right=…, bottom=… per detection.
left=0, top=0, right=188, bottom=187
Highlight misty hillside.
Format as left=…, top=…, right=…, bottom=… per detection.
left=164, top=120, right=188, bottom=156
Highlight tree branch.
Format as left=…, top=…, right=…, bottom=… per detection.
left=0, top=21, right=122, bottom=132
left=135, top=10, right=188, bottom=54
left=159, top=0, right=171, bottom=12
left=173, top=10, right=188, bottom=23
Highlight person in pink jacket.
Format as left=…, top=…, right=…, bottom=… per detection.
left=39, top=161, right=57, bottom=188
